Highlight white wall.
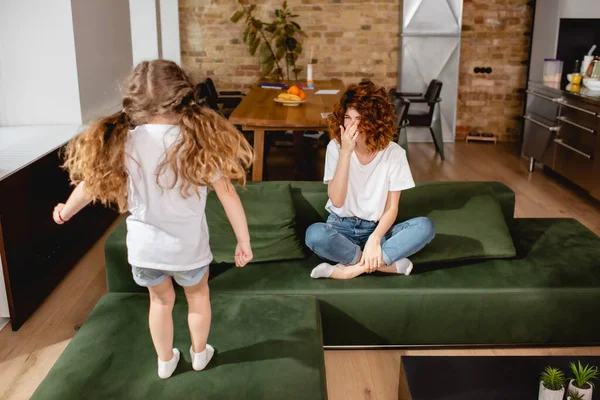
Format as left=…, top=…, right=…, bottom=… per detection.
left=129, top=0, right=181, bottom=66
left=71, top=0, right=133, bottom=122
left=129, top=0, right=160, bottom=65
left=159, top=0, right=181, bottom=65
left=0, top=0, right=82, bottom=125
left=559, top=0, right=600, bottom=19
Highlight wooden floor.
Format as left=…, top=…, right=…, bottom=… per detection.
left=2, top=142, right=600, bottom=400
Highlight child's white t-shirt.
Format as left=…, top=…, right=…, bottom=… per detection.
left=323, top=140, right=415, bottom=222
left=124, top=124, right=219, bottom=271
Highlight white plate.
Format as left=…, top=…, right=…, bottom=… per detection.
left=274, top=97, right=307, bottom=107
left=583, top=77, right=600, bottom=91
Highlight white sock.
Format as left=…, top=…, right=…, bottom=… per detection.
left=190, top=344, right=215, bottom=371
left=395, top=258, right=414, bottom=276
left=157, top=348, right=180, bottom=379
left=310, top=263, right=338, bottom=279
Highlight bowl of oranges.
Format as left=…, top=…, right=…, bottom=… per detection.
left=274, top=85, right=307, bottom=106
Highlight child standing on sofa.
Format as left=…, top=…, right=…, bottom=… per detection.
left=306, top=81, right=435, bottom=279
left=52, top=60, right=254, bottom=379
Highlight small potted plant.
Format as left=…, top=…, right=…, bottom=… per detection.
left=567, top=360, right=599, bottom=400
left=567, top=390, right=585, bottom=400
left=539, top=366, right=565, bottom=400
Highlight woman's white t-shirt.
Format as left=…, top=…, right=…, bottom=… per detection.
left=124, top=124, right=219, bottom=271
left=323, top=140, right=415, bottom=222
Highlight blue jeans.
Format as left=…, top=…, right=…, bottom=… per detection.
left=305, top=214, right=435, bottom=265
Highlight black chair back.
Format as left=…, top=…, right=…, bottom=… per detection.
left=424, top=79, right=443, bottom=104
left=393, top=96, right=410, bottom=129
left=194, top=80, right=218, bottom=110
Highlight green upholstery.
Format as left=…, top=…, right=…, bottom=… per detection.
left=31, top=294, right=327, bottom=400
left=208, top=218, right=600, bottom=346
left=105, top=181, right=517, bottom=294
left=36, top=180, right=600, bottom=399
left=206, top=182, right=304, bottom=264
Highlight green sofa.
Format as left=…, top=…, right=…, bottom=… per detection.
left=32, top=181, right=600, bottom=399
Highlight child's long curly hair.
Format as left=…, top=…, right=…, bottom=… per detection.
left=328, top=81, right=395, bottom=153
left=62, top=59, right=253, bottom=212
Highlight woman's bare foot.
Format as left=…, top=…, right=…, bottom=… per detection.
left=310, top=262, right=368, bottom=279
left=329, top=263, right=367, bottom=279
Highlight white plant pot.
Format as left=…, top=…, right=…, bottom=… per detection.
left=539, top=381, right=565, bottom=400
left=567, top=379, right=593, bottom=400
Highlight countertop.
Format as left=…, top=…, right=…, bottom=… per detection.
left=0, top=125, right=81, bottom=182
left=529, top=80, right=600, bottom=106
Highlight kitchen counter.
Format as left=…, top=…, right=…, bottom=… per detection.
left=529, top=80, right=600, bottom=107
left=0, top=125, right=82, bottom=181
left=522, top=81, right=600, bottom=201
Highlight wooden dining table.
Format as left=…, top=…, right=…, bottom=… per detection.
left=229, top=79, right=345, bottom=181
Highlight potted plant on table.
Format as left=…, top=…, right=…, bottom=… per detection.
left=567, top=360, right=599, bottom=400
left=567, top=390, right=585, bottom=400
left=539, top=366, right=565, bottom=400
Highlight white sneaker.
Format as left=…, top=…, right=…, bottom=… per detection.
left=190, top=344, right=215, bottom=371
left=157, top=348, right=180, bottom=379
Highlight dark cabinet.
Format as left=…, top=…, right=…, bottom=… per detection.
left=523, top=81, right=600, bottom=200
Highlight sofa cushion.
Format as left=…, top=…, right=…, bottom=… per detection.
left=208, top=218, right=600, bottom=346
left=290, top=181, right=516, bottom=264
left=206, top=182, right=304, bottom=264
left=410, top=193, right=516, bottom=264
left=31, top=294, right=327, bottom=400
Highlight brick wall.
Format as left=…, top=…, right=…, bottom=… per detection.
left=457, top=0, right=533, bottom=141
left=179, top=0, right=400, bottom=91
left=179, top=0, right=532, bottom=142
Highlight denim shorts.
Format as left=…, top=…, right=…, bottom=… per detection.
left=131, top=265, right=209, bottom=288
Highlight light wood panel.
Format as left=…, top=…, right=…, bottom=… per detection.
left=2, top=143, right=600, bottom=400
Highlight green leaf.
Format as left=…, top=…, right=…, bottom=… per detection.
left=252, top=19, right=262, bottom=29
left=230, top=10, right=244, bottom=23
left=259, top=42, right=272, bottom=62
left=264, top=23, right=276, bottom=33
left=249, top=37, right=260, bottom=56
left=261, top=59, right=275, bottom=78
left=275, top=45, right=286, bottom=60
left=284, top=24, right=295, bottom=36
left=275, top=9, right=281, bottom=18
left=294, top=41, right=302, bottom=54
left=541, top=366, right=566, bottom=391
left=285, top=36, right=297, bottom=51
left=569, top=361, right=599, bottom=388
left=248, top=29, right=257, bottom=45
left=291, top=22, right=301, bottom=30
left=242, top=26, right=250, bottom=43
left=299, top=29, right=308, bottom=38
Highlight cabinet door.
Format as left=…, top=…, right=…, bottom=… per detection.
left=552, top=138, right=595, bottom=191
left=522, top=115, right=559, bottom=160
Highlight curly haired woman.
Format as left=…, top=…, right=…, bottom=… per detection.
left=52, top=60, right=254, bottom=378
left=306, top=81, right=435, bottom=280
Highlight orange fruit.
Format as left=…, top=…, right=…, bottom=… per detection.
left=287, top=85, right=301, bottom=96
left=298, top=90, right=307, bottom=100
